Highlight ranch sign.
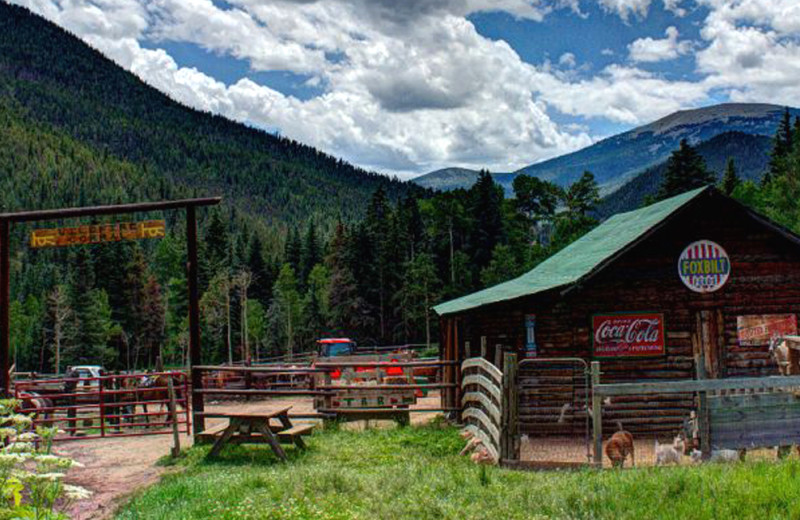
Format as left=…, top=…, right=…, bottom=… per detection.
left=30, top=220, right=166, bottom=249
left=678, top=239, right=730, bottom=293
left=592, top=312, right=665, bottom=358
left=736, top=314, right=798, bottom=346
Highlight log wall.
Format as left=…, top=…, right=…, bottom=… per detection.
left=451, top=194, right=800, bottom=436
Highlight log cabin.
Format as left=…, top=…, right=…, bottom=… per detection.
left=436, top=186, right=800, bottom=435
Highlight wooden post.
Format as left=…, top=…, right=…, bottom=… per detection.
left=693, top=311, right=711, bottom=459
left=322, top=370, right=333, bottom=421
left=0, top=219, right=9, bottom=397
left=464, top=341, right=471, bottom=359
left=696, top=352, right=710, bottom=459
left=168, top=377, right=181, bottom=458
left=480, top=336, right=487, bottom=358
left=494, top=345, right=502, bottom=369
left=187, top=206, right=204, bottom=435
left=591, top=361, right=603, bottom=467
left=501, top=353, right=519, bottom=462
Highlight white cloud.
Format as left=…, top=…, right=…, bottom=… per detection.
left=598, top=0, right=652, bottom=21
left=629, top=26, right=692, bottom=62
left=559, top=52, right=577, bottom=68
left=11, top=0, right=800, bottom=178
left=694, top=0, right=800, bottom=105
left=662, top=0, right=687, bottom=16
left=9, top=0, right=598, bottom=176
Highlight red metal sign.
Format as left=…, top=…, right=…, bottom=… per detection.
left=592, top=313, right=665, bottom=358
left=737, top=314, right=798, bottom=346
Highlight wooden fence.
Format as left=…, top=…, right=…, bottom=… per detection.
left=460, top=356, right=504, bottom=461
left=592, top=365, right=800, bottom=464
left=192, top=359, right=457, bottom=434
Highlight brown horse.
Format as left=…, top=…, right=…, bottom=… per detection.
left=119, top=373, right=185, bottom=427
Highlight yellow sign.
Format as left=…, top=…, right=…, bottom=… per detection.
left=30, top=220, right=166, bottom=249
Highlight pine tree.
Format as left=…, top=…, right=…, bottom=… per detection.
left=363, top=188, right=395, bottom=342
left=326, top=223, right=372, bottom=337
left=139, top=275, right=166, bottom=366
left=657, top=139, right=715, bottom=200
left=468, top=170, right=504, bottom=273
left=299, top=222, right=321, bottom=287
left=564, top=171, right=600, bottom=216
left=284, top=228, right=302, bottom=274
left=246, top=233, right=273, bottom=304
left=513, top=175, right=561, bottom=222
left=766, top=108, right=794, bottom=185
left=721, top=157, right=740, bottom=195
left=204, top=208, right=229, bottom=274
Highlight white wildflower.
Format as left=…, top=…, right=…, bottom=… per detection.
left=63, top=484, right=92, bottom=500
left=34, top=454, right=80, bottom=469
left=26, top=472, right=65, bottom=482
left=6, top=442, right=34, bottom=454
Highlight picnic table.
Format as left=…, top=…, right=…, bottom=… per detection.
left=196, top=407, right=315, bottom=460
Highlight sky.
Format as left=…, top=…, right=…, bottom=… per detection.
left=9, top=0, right=800, bottom=179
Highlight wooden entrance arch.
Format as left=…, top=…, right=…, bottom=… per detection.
left=0, top=198, right=221, bottom=425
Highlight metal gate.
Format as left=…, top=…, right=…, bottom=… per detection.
left=516, top=358, right=591, bottom=467
left=14, top=372, right=190, bottom=441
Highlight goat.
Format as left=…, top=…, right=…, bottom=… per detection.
left=655, top=436, right=685, bottom=466
left=691, top=448, right=742, bottom=463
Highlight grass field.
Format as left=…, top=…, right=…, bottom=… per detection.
left=116, top=421, right=800, bottom=520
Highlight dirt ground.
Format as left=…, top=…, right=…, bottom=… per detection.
left=57, top=395, right=443, bottom=520
left=518, top=435, right=786, bottom=468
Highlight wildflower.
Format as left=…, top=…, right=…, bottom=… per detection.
left=34, top=454, right=81, bottom=469
left=5, top=442, right=34, bottom=454
left=25, top=472, right=65, bottom=482
left=63, top=484, right=92, bottom=500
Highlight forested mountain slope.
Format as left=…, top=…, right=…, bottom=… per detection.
left=0, top=2, right=420, bottom=230
left=596, top=131, right=772, bottom=217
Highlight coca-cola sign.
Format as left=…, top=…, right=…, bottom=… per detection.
left=592, top=313, right=665, bottom=358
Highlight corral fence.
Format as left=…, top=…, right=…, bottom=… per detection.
left=14, top=371, right=190, bottom=441
left=592, top=370, right=800, bottom=463
left=459, top=355, right=800, bottom=468
left=191, top=358, right=458, bottom=434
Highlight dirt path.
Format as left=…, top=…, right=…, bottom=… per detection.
left=58, top=396, right=441, bottom=519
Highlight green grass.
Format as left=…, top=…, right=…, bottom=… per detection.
left=116, top=421, right=800, bottom=520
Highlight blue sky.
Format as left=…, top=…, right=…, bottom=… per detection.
left=12, top=0, right=800, bottom=178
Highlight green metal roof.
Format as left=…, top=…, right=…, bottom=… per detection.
left=434, top=186, right=709, bottom=316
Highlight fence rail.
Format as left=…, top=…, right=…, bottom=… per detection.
left=591, top=364, right=800, bottom=463
left=461, top=356, right=506, bottom=461
left=14, top=371, right=190, bottom=441
left=192, top=358, right=452, bottom=434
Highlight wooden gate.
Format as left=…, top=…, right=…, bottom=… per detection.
left=460, top=357, right=503, bottom=461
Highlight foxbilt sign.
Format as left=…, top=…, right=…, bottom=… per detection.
left=592, top=313, right=665, bottom=358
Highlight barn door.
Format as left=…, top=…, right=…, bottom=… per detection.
left=692, top=309, right=725, bottom=379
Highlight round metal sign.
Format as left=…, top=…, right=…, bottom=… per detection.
left=678, top=240, right=730, bottom=293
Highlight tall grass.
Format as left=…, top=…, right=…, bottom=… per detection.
left=116, top=421, right=800, bottom=520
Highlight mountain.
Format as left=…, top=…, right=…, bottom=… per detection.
left=595, top=131, right=773, bottom=218
left=0, top=2, right=421, bottom=234
left=413, top=103, right=796, bottom=195
left=412, top=167, right=481, bottom=191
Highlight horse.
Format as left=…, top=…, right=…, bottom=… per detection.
left=119, top=373, right=185, bottom=428
left=17, top=391, right=53, bottom=423
left=767, top=335, right=800, bottom=458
